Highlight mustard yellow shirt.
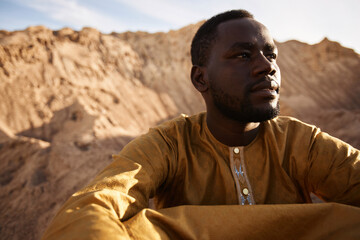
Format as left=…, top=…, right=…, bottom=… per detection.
left=42, top=113, right=360, bottom=239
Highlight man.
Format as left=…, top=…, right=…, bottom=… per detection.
left=43, top=10, right=360, bottom=239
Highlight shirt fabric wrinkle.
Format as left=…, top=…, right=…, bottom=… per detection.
left=42, top=112, right=360, bottom=240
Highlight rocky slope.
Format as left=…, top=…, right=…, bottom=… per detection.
left=0, top=23, right=359, bottom=239
left=277, top=38, right=360, bottom=146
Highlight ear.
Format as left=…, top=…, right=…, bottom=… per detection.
left=191, top=65, right=208, bottom=92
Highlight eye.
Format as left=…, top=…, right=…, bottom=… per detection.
left=236, top=52, right=250, bottom=59
left=266, top=53, right=277, bottom=60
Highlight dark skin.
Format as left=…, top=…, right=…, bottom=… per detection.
left=191, top=18, right=281, bottom=146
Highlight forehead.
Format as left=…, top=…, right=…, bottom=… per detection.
left=215, top=18, right=275, bottom=49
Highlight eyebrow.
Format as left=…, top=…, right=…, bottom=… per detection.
left=264, top=43, right=277, bottom=52
left=227, top=42, right=277, bottom=52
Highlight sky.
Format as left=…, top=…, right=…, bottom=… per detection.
left=0, top=0, right=359, bottom=53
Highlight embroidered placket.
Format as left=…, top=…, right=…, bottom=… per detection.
left=229, top=147, right=255, bottom=205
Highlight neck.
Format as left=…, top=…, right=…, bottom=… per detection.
left=206, top=110, right=260, bottom=147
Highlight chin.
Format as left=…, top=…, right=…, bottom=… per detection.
left=219, top=102, right=280, bottom=123
left=252, top=105, right=280, bottom=122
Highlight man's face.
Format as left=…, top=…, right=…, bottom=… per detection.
left=205, top=18, right=281, bottom=123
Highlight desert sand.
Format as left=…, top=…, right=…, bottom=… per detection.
left=0, top=23, right=359, bottom=239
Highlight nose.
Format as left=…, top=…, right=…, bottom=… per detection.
left=252, top=53, right=277, bottom=77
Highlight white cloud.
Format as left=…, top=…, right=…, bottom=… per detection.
left=14, top=0, right=127, bottom=32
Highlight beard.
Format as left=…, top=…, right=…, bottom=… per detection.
left=210, top=84, right=280, bottom=123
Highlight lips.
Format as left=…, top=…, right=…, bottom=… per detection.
left=250, top=79, right=279, bottom=99
left=251, top=80, right=279, bottom=94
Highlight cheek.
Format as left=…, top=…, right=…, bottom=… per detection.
left=208, top=62, right=251, bottom=91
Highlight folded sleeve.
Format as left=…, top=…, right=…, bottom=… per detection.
left=126, top=203, right=360, bottom=240
left=41, top=128, right=175, bottom=239
left=307, top=130, right=360, bottom=206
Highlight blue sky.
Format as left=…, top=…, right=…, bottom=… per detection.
left=1, top=0, right=359, bottom=53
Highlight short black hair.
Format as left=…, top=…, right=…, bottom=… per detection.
left=190, top=9, right=254, bottom=66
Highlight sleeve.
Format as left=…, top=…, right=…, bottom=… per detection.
left=307, top=129, right=360, bottom=206
left=41, top=127, right=175, bottom=239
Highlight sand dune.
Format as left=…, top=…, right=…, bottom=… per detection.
left=0, top=23, right=359, bottom=239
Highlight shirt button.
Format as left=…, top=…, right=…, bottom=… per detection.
left=242, top=188, right=249, bottom=196
left=234, top=147, right=240, bottom=154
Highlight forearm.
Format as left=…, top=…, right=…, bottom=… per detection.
left=127, top=203, right=360, bottom=240
left=43, top=199, right=360, bottom=240
left=42, top=196, right=132, bottom=240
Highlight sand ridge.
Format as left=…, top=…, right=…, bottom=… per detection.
left=0, top=23, right=359, bottom=239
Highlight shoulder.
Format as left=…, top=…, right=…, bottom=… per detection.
left=266, top=116, right=318, bottom=132
left=153, top=112, right=206, bottom=139
left=121, top=112, right=205, bottom=152
left=261, top=116, right=321, bottom=145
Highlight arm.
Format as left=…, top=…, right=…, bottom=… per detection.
left=307, top=130, right=360, bottom=206
left=42, top=128, right=172, bottom=239
left=42, top=128, right=360, bottom=239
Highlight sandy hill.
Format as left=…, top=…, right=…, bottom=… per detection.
left=0, top=23, right=359, bottom=239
